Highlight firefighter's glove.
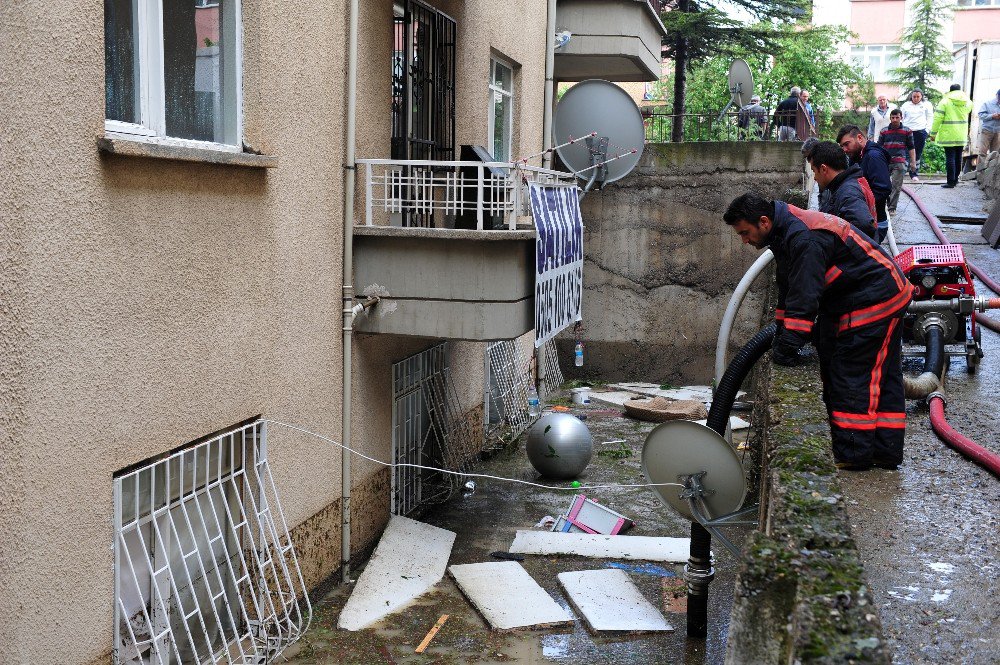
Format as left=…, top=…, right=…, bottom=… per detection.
left=772, top=338, right=806, bottom=367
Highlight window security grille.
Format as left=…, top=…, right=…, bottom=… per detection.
left=113, top=421, right=310, bottom=665
left=485, top=340, right=533, bottom=449
left=392, top=343, right=477, bottom=516
left=539, top=339, right=564, bottom=400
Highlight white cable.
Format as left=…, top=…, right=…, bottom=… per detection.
left=264, top=418, right=685, bottom=492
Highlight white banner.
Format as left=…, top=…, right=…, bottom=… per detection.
left=529, top=183, right=584, bottom=348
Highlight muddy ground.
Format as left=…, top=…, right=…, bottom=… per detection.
left=835, top=180, right=1000, bottom=664
left=281, top=399, right=753, bottom=664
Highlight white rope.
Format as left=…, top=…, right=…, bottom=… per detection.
left=264, top=418, right=685, bottom=491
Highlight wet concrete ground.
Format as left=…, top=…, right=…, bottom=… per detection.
left=835, top=180, right=1000, bottom=664
left=282, top=402, right=753, bottom=664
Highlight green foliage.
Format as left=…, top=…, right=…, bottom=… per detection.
left=890, top=0, right=954, bottom=103
left=681, top=25, right=868, bottom=125
left=596, top=442, right=633, bottom=459
left=922, top=140, right=946, bottom=173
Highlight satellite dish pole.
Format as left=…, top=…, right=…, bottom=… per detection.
left=717, top=59, right=755, bottom=123
left=552, top=79, right=646, bottom=200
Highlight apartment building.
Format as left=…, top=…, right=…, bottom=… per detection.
left=0, top=1, right=664, bottom=662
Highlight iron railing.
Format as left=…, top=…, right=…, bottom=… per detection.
left=357, top=159, right=577, bottom=230
left=642, top=109, right=828, bottom=143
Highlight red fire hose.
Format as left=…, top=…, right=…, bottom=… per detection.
left=929, top=395, right=1000, bottom=476
left=902, top=185, right=1000, bottom=333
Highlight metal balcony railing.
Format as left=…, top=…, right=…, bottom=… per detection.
left=357, top=159, right=578, bottom=230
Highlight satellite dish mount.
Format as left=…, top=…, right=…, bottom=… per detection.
left=717, top=59, right=755, bottom=123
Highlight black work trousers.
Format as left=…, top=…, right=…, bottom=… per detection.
left=815, top=313, right=906, bottom=466
left=945, top=146, right=963, bottom=186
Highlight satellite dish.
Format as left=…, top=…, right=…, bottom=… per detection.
left=641, top=420, right=747, bottom=522
left=728, top=59, right=754, bottom=108
left=554, top=79, right=644, bottom=190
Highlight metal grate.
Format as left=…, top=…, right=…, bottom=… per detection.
left=539, top=339, right=564, bottom=399
left=113, top=421, right=310, bottom=665
left=392, top=342, right=476, bottom=516
left=485, top=340, right=533, bottom=449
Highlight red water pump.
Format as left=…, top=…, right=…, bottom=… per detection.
left=896, top=244, right=985, bottom=373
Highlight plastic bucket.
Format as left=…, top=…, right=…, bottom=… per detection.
left=570, top=387, right=591, bottom=405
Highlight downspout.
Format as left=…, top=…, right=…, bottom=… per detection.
left=341, top=0, right=359, bottom=584
left=542, top=0, right=556, bottom=169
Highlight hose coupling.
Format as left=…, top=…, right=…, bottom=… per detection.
left=927, top=391, right=947, bottom=406
left=683, top=562, right=716, bottom=590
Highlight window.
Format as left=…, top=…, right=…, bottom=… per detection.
left=851, top=44, right=900, bottom=82
left=957, top=0, right=1000, bottom=7
left=104, top=0, right=242, bottom=149
left=113, top=421, right=308, bottom=663
left=489, top=58, right=515, bottom=161
left=390, top=0, right=456, bottom=161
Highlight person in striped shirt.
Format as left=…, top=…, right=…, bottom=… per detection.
left=878, top=109, right=918, bottom=215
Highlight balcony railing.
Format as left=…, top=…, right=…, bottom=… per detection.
left=357, top=159, right=578, bottom=231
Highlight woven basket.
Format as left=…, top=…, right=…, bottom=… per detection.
left=623, top=397, right=708, bottom=423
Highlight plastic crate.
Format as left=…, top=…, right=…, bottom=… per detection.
left=895, top=244, right=966, bottom=272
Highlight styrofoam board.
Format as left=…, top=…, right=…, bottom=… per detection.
left=693, top=415, right=751, bottom=431
left=558, top=569, right=673, bottom=633
left=588, top=391, right=642, bottom=407
left=509, top=531, right=689, bottom=562
left=338, top=516, right=456, bottom=630
left=448, top=561, right=573, bottom=631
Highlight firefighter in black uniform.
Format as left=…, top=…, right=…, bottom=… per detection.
left=723, top=193, right=913, bottom=470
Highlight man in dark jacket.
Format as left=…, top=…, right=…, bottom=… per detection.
left=810, top=140, right=877, bottom=240
left=723, top=193, right=913, bottom=470
left=838, top=125, right=893, bottom=243
left=773, top=86, right=801, bottom=141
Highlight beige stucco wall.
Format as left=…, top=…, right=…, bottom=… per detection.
left=0, top=0, right=550, bottom=662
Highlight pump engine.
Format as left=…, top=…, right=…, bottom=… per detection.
left=896, top=244, right=983, bottom=373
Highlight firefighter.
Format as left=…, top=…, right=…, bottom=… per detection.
left=723, top=193, right=913, bottom=470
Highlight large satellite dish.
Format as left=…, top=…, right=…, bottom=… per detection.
left=641, top=419, right=747, bottom=522
left=554, top=79, right=644, bottom=190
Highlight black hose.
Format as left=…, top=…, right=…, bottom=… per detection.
left=924, top=324, right=945, bottom=379
left=707, top=322, right=778, bottom=436
left=687, top=322, right=777, bottom=638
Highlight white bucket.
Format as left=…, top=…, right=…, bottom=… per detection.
left=570, top=387, right=591, bottom=405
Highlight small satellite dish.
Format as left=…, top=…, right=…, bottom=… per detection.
left=554, top=27, right=572, bottom=50
left=716, top=59, right=755, bottom=122
left=728, top=59, right=754, bottom=108
left=554, top=79, right=644, bottom=190
left=641, top=420, right=747, bottom=522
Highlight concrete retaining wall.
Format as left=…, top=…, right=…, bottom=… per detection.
left=559, top=141, right=805, bottom=385
left=726, top=357, right=889, bottom=664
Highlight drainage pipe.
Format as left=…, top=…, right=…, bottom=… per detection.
left=687, top=323, right=777, bottom=638
left=904, top=321, right=945, bottom=399
left=901, top=185, right=1000, bottom=333
left=929, top=393, right=1000, bottom=477
left=714, top=250, right=774, bottom=393
left=542, top=0, right=557, bottom=169
left=340, top=0, right=360, bottom=584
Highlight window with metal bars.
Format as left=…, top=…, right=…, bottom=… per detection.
left=113, top=421, right=309, bottom=665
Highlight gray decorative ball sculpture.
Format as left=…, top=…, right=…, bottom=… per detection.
left=525, top=413, right=593, bottom=479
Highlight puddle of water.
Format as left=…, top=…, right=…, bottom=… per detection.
left=927, top=562, right=955, bottom=575
left=931, top=589, right=953, bottom=603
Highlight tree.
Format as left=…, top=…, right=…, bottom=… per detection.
left=681, top=24, right=869, bottom=134
left=890, top=0, right=954, bottom=103
left=659, top=0, right=808, bottom=141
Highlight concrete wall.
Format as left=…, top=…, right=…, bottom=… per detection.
left=0, top=0, right=547, bottom=662
left=559, top=142, right=805, bottom=386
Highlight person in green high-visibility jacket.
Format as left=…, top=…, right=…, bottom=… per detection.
left=930, top=83, right=974, bottom=188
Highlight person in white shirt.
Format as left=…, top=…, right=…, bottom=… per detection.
left=868, top=95, right=896, bottom=140
left=899, top=89, right=934, bottom=172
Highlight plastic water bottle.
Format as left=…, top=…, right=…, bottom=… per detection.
left=574, top=342, right=584, bottom=367
left=527, top=385, right=541, bottom=417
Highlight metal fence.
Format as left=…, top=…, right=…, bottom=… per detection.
left=642, top=109, right=829, bottom=144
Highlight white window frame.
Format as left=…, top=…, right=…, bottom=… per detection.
left=105, top=0, right=244, bottom=153
left=850, top=44, right=901, bottom=83
left=488, top=57, right=515, bottom=162
left=957, top=0, right=1000, bottom=8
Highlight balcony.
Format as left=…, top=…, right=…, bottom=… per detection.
left=554, top=0, right=667, bottom=82
left=353, top=159, right=576, bottom=341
